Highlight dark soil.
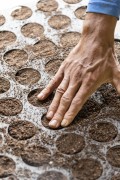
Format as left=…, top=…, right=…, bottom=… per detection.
left=11, top=6, right=32, bottom=20
left=8, top=120, right=37, bottom=140
left=37, top=171, right=68, bottom=180
left=0, top=77, right=10, bottom=94
left=28, top=88, right=54, bottom=107
left=48, top=15, right=71, bottom=29
left=75, top=98, right=101, bottom=119
left=3, top=49, right=28, bottom=68
left=15, top=68, right=41, bottom=85
left=56, top=133, right=85, bottom=154
left=107, top=145, right=120, bottom=168
left=21, top=23, right=44, bottom=38
left=89, top=122, right=118, bottom=142
left=0, top=156, right=16, bottom=178
left=0, top=98, right=23, bottom=116
left=74, top=6, right=87, bottom=20
left=111, top=174, right=120, bottom=180
left=60, top=32, right=81, bottom=47
left=0, top=31, right=16, bottom=49
left=32, top=40, right=57, bottom=58
left=63, top=0, right=81, bottom=4
left=37, top=0, right=58, bottom=12
left=45, top=59, right=63, bottom=76
left=72, top=158, right=103, bottom=180
left=0, top=15, right=5, bottom=26
left=21, top=144, right=51, bottom=166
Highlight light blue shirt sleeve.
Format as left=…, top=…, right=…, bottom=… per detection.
left=87, top=0, right=120, bottom=19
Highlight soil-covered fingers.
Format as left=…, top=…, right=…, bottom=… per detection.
left=48, top=83, right=80, bottom=129
left=61, top=81, right=96, bottom=127
left=37, top=66, right=64, bottom=100
left=46, top=76, right=70, bottom=120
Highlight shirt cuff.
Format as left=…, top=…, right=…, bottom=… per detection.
left=86, top=0, right=120, bottom=20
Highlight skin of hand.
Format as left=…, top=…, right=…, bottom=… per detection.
left=38, top=13, right=120, bottom=129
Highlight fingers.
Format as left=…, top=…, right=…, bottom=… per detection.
left=48, top=82, right=80, bottom=129
left=61, top=81, right=95, bottom=127
left=46, top=76, right=70, bottom=120
left=38, top=66, right=64, bottom=100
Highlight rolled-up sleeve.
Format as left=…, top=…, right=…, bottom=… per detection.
left=87, top=0, right=120, bottom=19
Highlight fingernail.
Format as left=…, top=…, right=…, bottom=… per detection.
left=37, top=92, right=44, bottom=99
left=47, top=111, right=54, bottom=119
left=49, top=120, right=59, bottom=128
left=61, top=119, right=68, bottom=127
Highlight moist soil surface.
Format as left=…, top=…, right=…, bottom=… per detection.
left=37, top=171, right=68, bottom=180
left=64, top=0, right=81, bottom=4
left=11, top=6, right=32, bottom=20
left=48, top=15, right=71, bottom=29
left=32, top=40, right=57, bottom=58
left=72, top=158, right=103, bottom=180
left=89, top=122, right=118, bottom=142
left=45, top=59, right=63, bottom=76
left=74, top=6, right=87, bottom=20
left=28, top=88, right=54, bottom=107
left=0, top=15, right=5, bottom=26
left=37, top=0, right=58, bottom=12
left=3, top=49, right=28, bottom=68
left=8, top=120, right=37, bottom=140
left=15, top=68, right=41, bottom=85
left=1, top=1, right=120, bottom=179
left=60, top=32, right=81, bottom=47
left=0, top=156, right=16, bottom=178
left=0, top=77, right=10, bottom=94
left=0, top=98, right=23, bottom=116
left=56, top=133, right=85, bottom=154
left=21, top=144, right=51, bottom=167
left=0, top=31, right=16, bottom=49
left=107, top=145, right=120, bottom=168
left=21, top=23, right=44, bottom=39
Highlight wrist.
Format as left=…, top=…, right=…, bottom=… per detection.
left=81, top=13, right=117, bottom=47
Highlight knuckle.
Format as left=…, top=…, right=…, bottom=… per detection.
left=57, top=87, right=65, bottom=94
left=61, top=95, right=71, bottom=103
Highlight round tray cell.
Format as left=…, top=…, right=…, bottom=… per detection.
left=72, top=158, right=103, bottom=180
left=0, top=31, right=16, bottom=49
left=0, top=15, right=5, bottom=26
left=15, top=68, right=41, bottom=85
left=32, top=40, right=57, bottom=58
left=3, top=49, right=28, bottom=68
left=45, top=59, right=63, bottom=76
left=48, top=15, right=71, bottom=30
left=89, top=122, right=118, bottom=142
left=63, top=0, right=81, bottom=4
left=56, top=133, right=85, bottom=154
left=8, top=120, right=37, bottom=140
left=37, top=0, right=58, bottom=12
left=60, top=32, right=81, bottom=47
left=21, top=23, right=44, bottom=39
left=0, top=98, right=23, bottom=116
left=0, top=77, right=10, bottom=94
left=107, top=145, right=120, bottom=168
left=74, top=6, right=87, bottom=20
left=11, top=6, right=32, bottom=20
left=37, top=171, right=68, bottom=180
left=0, top=156, right=16, bottom=178
left=21, top=144, right=51, bottom=167
left=28, top=88, right=54, bottom=107
left=41, top=114, right=63, bottom=130
left=77, top=98, right=101, bottom=119
left=111, top=174, right=120, bottom=180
